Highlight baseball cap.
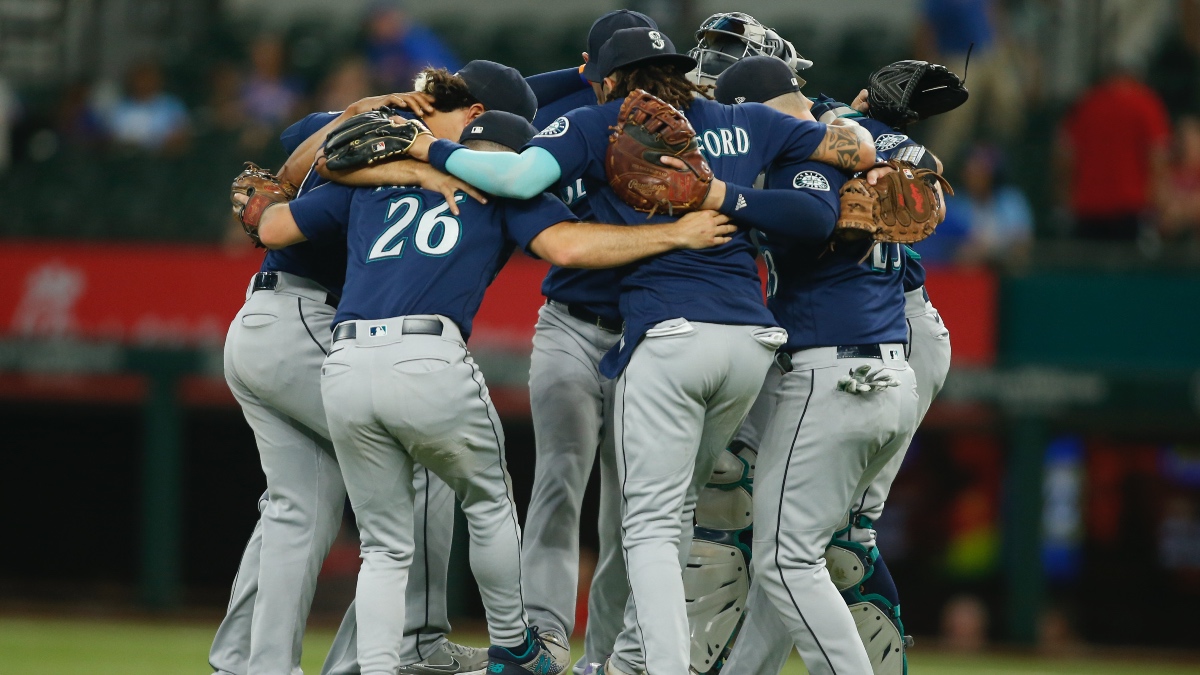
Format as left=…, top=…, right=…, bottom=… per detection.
left=458, top=110, right=539, bottom=151
left=714, top=55, right=803, bottom=105
left=594, top=27, right=698, bottom=81
left=456, top=60, right=538, bottom=123
left=582, top=9, right=659, bottom=82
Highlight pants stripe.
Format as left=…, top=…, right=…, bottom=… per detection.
left=773, top=370, right=837, bottom=674
left=616, top=369, right=650, bottom=661
left=298, top=298, right=329, bottom=357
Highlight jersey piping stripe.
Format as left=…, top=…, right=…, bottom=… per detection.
left=904, top=319, right=913, bottom=360
left=774, top=370, right=838, bottom=673
left=461, top=343, right=530, bottom=637
left=616, top=369, right=651, bottom=666
left=297, top=298, right=329, bottom=357
left=417, top=465, right=431, bottom=661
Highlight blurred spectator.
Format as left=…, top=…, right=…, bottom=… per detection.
left=241, top=36, right=304, bottom=128
left=1055, top=70, right=1171, bottom=241
left=364, top=3, right=461, bottom=91
left=318, top=57, right=374, bottom=113
left=941, top=594, right=989, bottom=651
left=1158, top=116, right=1200, bottom=241
left=915, top=0, right=1024, bottom=162
left=98, top=61, right=190, bottom=154
left=947, top=143, right=1034, bottom=266
left=54, top=82, right=106, bottom=147
left=1148, top=0, right=1200, bottom=113
left=195, top=62, right=247, bottom=135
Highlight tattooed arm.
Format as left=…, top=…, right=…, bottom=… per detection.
left=808, top=118, right=876, bottom=172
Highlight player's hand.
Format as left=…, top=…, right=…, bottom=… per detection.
left=656, top=156, right=727, bottom=211
left=344, top=92, right=436, bottom=117
left=851, top=88, right=870, bottom=113
left=865, top=162, right=895, bottom=186
left=231, top=191, right=248, bottom=218
left=670, top=210, right=736, bottom=249
left=413, top=163, right=487, bottom=213
left=836, top=364, right=900, bottom=394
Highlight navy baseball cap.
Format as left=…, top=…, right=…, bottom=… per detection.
left=456, top=60, right=538, bottom=123
left=715, top=55, right=804, bottom=105
left=582, top=10, right=659, bottom=82
left=458, top=110, right=539, bottom=151
left=594, top=27, right=697, bottom=81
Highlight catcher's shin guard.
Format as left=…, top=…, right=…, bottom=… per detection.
left=686, top=444, right=756, bottom=674
left=824, top=515, right=912, bottom=675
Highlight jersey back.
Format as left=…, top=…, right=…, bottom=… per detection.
left=259, top=112, right=347, bottom=296
left=762, top=159, right=907, bottom=351
left=528, top=96, right=826, bottom=374
left=289, top=183, right=574, bottom=339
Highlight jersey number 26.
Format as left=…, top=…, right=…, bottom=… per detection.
left=368, top=194, right=466, bottom=262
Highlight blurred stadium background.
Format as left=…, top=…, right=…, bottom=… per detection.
left=2, top=0, right=1200, bottom=671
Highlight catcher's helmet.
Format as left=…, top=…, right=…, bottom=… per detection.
left=687, top=12, right=812, bottom=87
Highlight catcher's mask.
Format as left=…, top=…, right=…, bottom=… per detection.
left=687, top=12, right=812, bottom=86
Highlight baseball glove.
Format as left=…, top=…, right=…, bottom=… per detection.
left=835, top=160, right=953, bottom=244
left=231, top=162, right=298, bottom=247
left=606, top=90, right=713, bottom=217
left=323, top=109, right=432, bottom=171
left=867, top=60, right=968, bottom=130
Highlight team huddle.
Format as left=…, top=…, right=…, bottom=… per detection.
left=216, top=9, right=966, bottom=675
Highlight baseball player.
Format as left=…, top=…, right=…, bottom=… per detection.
left=711, top=56, right=943, bottom=675
left=687, top=19, right=958, bottom=672
left=522, top=10, right=658, bottom=670
left=387, top=27, right=877, bottom=675
left=247, top=109, right=738, bottom=675
left=214, top=62, right=538, bottom=675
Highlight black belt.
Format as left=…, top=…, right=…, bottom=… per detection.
left=253, top=272, right=339, bottom=309
left=332, top=318, right=444, bottom=342
left=775, top=344, right=886, bottom=373
left=550, top=300, right=623, bottom=333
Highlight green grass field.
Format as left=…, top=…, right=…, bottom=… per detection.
left=0, top=616, right=1196, bottom=675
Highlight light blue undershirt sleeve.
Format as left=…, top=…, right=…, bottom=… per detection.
left=441, top=144, right=563, bottom=200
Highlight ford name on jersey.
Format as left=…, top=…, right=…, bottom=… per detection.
left=697, top=126, right=750, bottom=158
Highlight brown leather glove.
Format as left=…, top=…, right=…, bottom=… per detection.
left=835, top=160, right=952, bottom=244
left=231, top=162, right=298, bottom=247
left=606, top=90, right=713, bottom=217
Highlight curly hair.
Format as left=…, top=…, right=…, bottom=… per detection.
left=412, top=67, right=480, bottom=112
left=604, top=63, right=713, bottom=110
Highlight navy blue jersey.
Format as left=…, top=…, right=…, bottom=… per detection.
left=762, top=159, right=907, bottom=351
left=528, top=97, right=826, bottom=375
left=289, top=182, right=575, bottom=339
left=261, top=111, right=347, bottom=296
left=859, top=118, right=929, bottom=292
left=528, top=72, right=626, bottom=322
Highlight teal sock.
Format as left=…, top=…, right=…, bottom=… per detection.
left=503, top=632, right=535, bottom=660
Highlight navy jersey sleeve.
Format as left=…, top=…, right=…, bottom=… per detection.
left=525, top=107, right=605, bottom=191
left=280, top=112, right=340, bottom=155
left=527, top=68, right=589, bottom=109
left=502, top=193, right=578, bottom=254
left=289, top=182, right=354, bottom=242
left=729, top=160, right=843, bottom=242
left=745, top=103, right=827, bottom=166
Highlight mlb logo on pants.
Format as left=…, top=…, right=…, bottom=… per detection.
left=370, top=325, right=387, bottom=337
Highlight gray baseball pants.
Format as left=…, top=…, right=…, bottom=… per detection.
left=320, top=462, right=457, bottom=675
left=722, top=344, right=919, bottom=675
left=523, top=301, right=628, bottom=663
left=321, top=315, right=528, bottom=675
left=608, top=320, right=785, bottom=675
left=211, top=273, right=453, bottom=675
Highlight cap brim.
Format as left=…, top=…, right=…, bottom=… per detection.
left=605, top=53, right=698, bottom=79
left=582, top=59, right=602, bottom=82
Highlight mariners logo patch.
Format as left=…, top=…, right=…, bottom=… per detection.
left=874, top=134, right=909, bottom=152
left=536, top=116, right=570, bottom=138
left=793, top=170, right=831, bottom=191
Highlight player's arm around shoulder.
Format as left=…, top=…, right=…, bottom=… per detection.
left=809, top=118, right=876, bottom=173
left=528, top=210, right=736, bottom=269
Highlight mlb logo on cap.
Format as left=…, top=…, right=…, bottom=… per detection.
left=471, top=126, right=483, bottom=133
left=372, top=141, right=386, bottom=153
left=370, top=325, right=387, bottom=337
